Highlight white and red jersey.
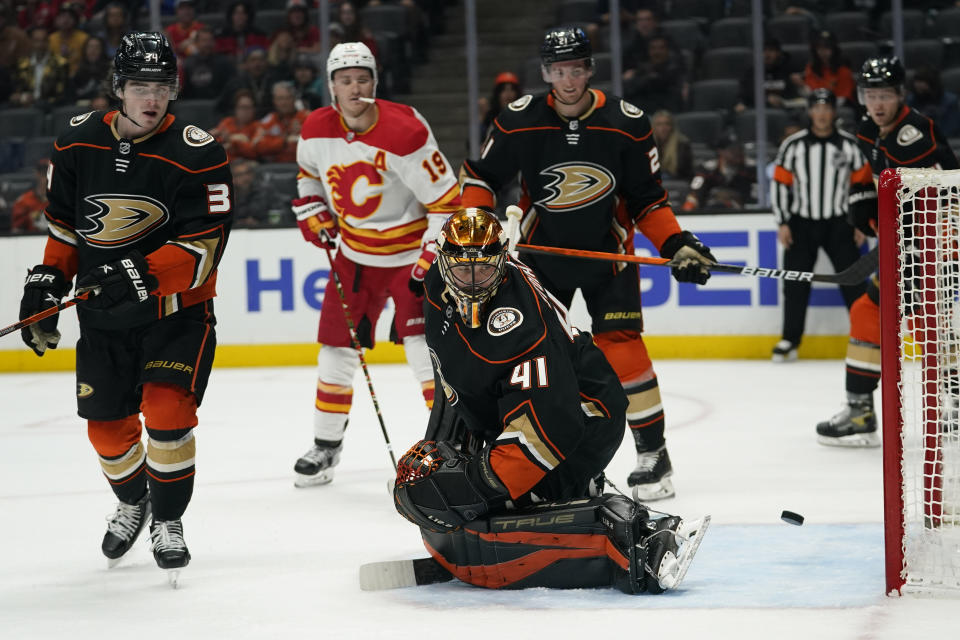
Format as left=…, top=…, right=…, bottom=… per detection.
left=296, top=99, right=461, bottom=267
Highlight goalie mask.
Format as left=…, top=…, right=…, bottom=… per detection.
left=437, top=209, right=507, bottom=329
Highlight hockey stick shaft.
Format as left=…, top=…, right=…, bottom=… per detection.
left=516, top=244, right=877, bottom=286
left=504, top=205, right=523, bottom=259
left=0, top=292, right=91, bottom=339
left=322, top=244, right=397, bottom=471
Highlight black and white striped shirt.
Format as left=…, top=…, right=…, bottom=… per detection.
left=770, top=128, right=867, bottom=225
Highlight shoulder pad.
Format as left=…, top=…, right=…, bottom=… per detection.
left=619, top=99, right=644, bottom=118
left=507, top=94, right=534, bottom=111
left=182, top=124, right=215, bottom=147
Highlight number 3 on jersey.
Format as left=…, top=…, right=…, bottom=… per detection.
left=510, top=356, right=549, bottom=390
left=206, top=183, right=231, bottom=213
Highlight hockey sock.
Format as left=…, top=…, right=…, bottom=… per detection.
left=315, top=346, right=359, bottom=441
left=403, top=335, right=435, bottom=410
left=845, top=338, right=881, bottom=395
left=624, top=377, right=666, bottom=451
left=89, top=416, right=147, bottom=504
left=145, top=426, right=195, bottom=521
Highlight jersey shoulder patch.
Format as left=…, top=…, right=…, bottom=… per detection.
left=508, top=94, right=533, bottom=111
left=620, top=100, right=643, bottom=118
left=896, top=123, right=923, bottom=147
left=70, top=111, right=95, bottom=127
left=487, top=307, right=524, bottom=337
left=182, top=125, right=214, bottom=147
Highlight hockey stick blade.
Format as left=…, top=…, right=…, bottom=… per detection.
left=0, top=292, right=92, bottom=340
left=516, top=244, right=877, bottom=286
left=359, top=557, right=454, bottom=591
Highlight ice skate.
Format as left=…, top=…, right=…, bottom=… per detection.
left=102, top=491, right=151, bottom=568
left=628, top=446, right=675, bottom=501
left=771, top=339, right=798, bottom=363
left=641, top=514, right=711, bottom=593
left=294, top=440, right=343, bottom=487
left=150, top=519, right=190, bottom=588
left=816, top=401, right=879, bottom=447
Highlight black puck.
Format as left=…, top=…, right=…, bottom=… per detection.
left=781, top=510, right=804, bottom=526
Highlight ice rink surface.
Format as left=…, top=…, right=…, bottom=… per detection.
left=3, top=360, right=960, bottom=639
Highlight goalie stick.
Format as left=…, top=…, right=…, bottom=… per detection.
left=359, top=557, right=454, bottom=590
left=516, top=244, right=878, bottom=286
left=0, top=290, right=95, bottom=340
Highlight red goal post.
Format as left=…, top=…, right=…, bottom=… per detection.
left=879, top=167, right=960, bottom=596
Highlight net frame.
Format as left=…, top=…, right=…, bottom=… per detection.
left=880, top=167, right=960, bottom=597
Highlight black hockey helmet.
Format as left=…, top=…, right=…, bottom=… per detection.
left=858, top=56, right=905, bottom=91
left=807, top=88, right=837, bottom=108
left=112, top=32, right=179, bottom=99
left=540, top=26, right=593, bottom=65
left=437, top=208, right=507, bottom=329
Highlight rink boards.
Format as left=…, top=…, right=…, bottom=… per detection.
left=0, top=214, right=862, bottom=371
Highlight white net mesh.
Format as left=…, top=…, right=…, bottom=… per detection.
left=894, top=168, right=960, bottom=595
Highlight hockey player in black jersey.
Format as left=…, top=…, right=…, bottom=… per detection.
left=392, top=208, right=709, bottom=593
left=460, top=27, right=715, bottom=500
left=17, top=32, right=233, bottom=585
left=816, top=56, right=959, bottom=446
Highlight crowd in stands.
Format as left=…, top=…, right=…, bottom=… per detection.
left=6, top=0, right=960, bottom=230
left=0, top=0, right=450, bottom=231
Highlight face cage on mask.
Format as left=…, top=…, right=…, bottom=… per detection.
left=437, top=252, right=505, bottom=329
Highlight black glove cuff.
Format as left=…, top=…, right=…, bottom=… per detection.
left=123, top=250, right=159, bottom=294
left=659, top=231, right=706, bottom=260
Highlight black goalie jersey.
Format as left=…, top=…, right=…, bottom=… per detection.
left=460, top=89, right=682, bottom=288
left=42, top=110, right=233, bottom=329
left=424, top=257, right=627, bottom=500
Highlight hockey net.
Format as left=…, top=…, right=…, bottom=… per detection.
left=880, top=167, right=960, bottom=596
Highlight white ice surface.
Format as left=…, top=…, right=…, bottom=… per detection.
left=3, top=360, right=960, bottom=639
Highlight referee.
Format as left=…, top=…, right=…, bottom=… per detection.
left=770, top=89, right=868, bottom=361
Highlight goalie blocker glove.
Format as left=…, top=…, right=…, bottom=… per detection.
left=75, top=251, right=158, bottom=312
left=659, top=230, right=716, bottom=285
left=393, top=440, right=509, bottom=533
left=292, top=195, right=337, bottom=248
left=19, top=265, right=70, bottom=356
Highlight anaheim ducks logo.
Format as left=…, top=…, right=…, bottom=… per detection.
left=537, top=162, right=616, bottom=211
left=77, top=382, right=94, bottom=398
left=70, top=112, right=94, bottom=127
left=326, top=161, right=383, bottom=220
left=183, top=125, right=213, bottom=147
left=79, top=194, right=169, bottom=247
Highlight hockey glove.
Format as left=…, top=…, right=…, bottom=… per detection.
left=292, top=195, right=337, bottom=248
left=394, top=440, right=506, bottom=533
left=75, top=251, right=157, bottom=312
left=19, top=265, right=70, bottom=356
left=848, top=186, right=879, bottom=237
left=659, top=231, right=716, bottom=285
left=408, top=242, right=437, bottom=296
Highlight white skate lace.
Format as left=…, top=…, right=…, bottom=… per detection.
left=105, top=501, right=144, bottom=541
left=635, top=450, right=661, bottom=473
left=151, top=520, right=186, bottom=553
left=300, top=445, right=338, bottom=466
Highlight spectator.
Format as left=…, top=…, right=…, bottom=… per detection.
left=907, top=65, right=960, bottom=138
left=89, top=91, right=111, bottom=111
left=95, top=2, right=128, bottom=58
left=230, top=158, right=285, bottom=227
left=623, top=32, right=686, bottom=114
left=803, top=30, right=855, bottom=106
left=0, top=5, right=32, bottom=70
left=478, top=71, right=521, bottom=142
left=291, top=56, right=323, bottom=111
left=216, top=0, right=269, bottom=66
left=48, top=2, right=88, bottom=74
left=70, top=35, right=111, bottom=103
left=181, top=27, right=235, bottom=101
left=267, top=29, right=297, bottom=81
left=651, top=110, right=694, bottom=181
left=166, top=0, right=206, bottom=59
left=736, top=37, right=803, bottom=112
left=11, top=158, right=50, bottom=234
left=621, top=5, right=659, bottom=71
left=252, top=80, right=309, bottom=163
left=210, top=89, right=259, bottom=160
left=16, top=0, right=55, bottom=31
left=334, top=1, right=379, bottom=60
left=589, top=0, right=647, bottom=46
left=216, top=47, right=277, bottom=118
left=12, top=25, right=70, bottom=108
left=683, top=136, right=757, bottom=210
left=282, top=0, right=320, bottom=54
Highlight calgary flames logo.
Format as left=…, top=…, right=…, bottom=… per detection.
left=537, top=162, right=616, bottom=211
left=327, top=161, right=383, bottom=220
left=79, top=194, right=169, bottom=247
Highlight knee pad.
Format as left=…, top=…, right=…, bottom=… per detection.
left=593, top=330, right=653, bottom=384
left=141, top=382, right=198, bottom=431
left=88, top=415, right=142, bottom=458
left=849, top=294, right=880, bottom=346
